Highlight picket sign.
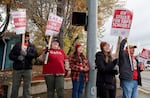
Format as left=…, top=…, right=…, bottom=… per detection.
left=11, top=9, right=27, bottom=48
left=111, top=8, right=133, bottom=37
left=138, top=48, right=150, bottom=64
left=11, top=9, right=26, bottom=35
left=111, top=8, right=134, bottom=70
left=139, top=48, right=150, bottom=59
left=44, top=13, right=63, bottom=64
left=45, top=13, right=63, bottom=36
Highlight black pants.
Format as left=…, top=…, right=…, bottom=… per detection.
left=97, top=85, right=116, bottom=98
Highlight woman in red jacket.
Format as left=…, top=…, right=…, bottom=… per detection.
left=42, top=38, right=68, bottom=98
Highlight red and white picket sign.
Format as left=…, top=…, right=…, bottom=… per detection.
left=44, top=13, right=63, bottom=64
left=138, top=48, right=150, bottom=64
left=11, top=9, right=26, bottom=35
left=111, top=8, right=133, bottom=37
left=139, top=48, right=150, bottom=60
left=45, top=13, right=63, bottom=36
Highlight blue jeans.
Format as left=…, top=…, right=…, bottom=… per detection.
left=44, top=75, right=64, bottom=98
left=120, top=80, right=138, bottom=98
left=11, top=70, right=32, bottom=98
left=72, top=72, right=84, bottom=98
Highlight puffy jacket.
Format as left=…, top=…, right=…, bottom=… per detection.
left=9, top=42, right=38, bottom=70
left=119, top=39, right=142, bottom=85
left=95, top=51, right=118, bottom=89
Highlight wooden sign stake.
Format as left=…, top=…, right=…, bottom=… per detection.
left=44, top=35, right=53, bottom=64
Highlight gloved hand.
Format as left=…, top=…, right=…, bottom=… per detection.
left=112, top=69, right=118, bottom=75
left=18, top=55, right=25, bottom=61
left=44, top=47, right=49, bottom=54
left=113, top=65, right=119, bottom=75
left=113, top=58, right=118, bottom=65
left=20, top=50, right=27, bottom=56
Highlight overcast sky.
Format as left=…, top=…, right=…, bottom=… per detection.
left=102, top=0, right=150, bottom=53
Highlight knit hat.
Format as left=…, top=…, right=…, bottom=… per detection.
left=100, top=41, right=107, bottom=51
left=126, top=45, right=137, bottom=49
left=52, top=37, right=60, bottom=45
left=75, top=44, right=81, bottom=49
left=127, top=45, right=137, bottom=48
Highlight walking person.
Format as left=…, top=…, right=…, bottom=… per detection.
left=118, top=38, right=144, bottom=98
left=95, top=41, right=118, bottom=98
left=69, top=44, right=89, bottom=98
left=9, top=32, right=38, bottom=98
left=42, top=37, right=69, bottom=98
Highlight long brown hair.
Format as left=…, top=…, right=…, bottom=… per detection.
left=100, top=41, right=113, bottom=63
left=73, top=48, right=85, bottom=63
left=104, top=51, right=113, bottom=63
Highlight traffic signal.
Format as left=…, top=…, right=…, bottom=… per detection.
left=72, top=12, right=86, bottom=26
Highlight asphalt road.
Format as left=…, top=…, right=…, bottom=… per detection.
left=141, top=71, right=150, bottom=91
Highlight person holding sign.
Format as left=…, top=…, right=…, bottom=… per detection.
left=9, top=32, right=38, bottom=98
left=42, top=37, right=69, bottom=98
left=118, top=38, right=144, bottom=98
left=95, top=41, right=118, bottom=98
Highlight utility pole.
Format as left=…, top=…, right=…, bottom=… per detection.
left=86, top=0, right=97, bottom=98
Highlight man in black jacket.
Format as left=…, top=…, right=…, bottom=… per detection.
left=9, top=32, right=38, bottom=98
left=119, top=38, right=143, bottom=98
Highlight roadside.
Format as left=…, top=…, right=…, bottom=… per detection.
left=30, top=87, right=150, bottom=98
left=1, top=66, right=150, bottom=98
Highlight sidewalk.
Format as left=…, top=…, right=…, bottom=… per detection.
left=31, top=87, right=150, bottom=98
left=1, top=66, right=149, bottom=98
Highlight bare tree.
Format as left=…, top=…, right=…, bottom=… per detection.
left=0, top=0, right=124, bottom=54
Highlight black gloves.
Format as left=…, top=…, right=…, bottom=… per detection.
left=112, top=59, right=119, bottom=75
left=112, top=68, right=118, bottom=75
left=18, top=55, right=25, bottom=61
left=20, top=50, right=27, bottom=56
left=44, top=47, right=49, bottom=54
left=17, top=50, right=27, bottom=61
left=113, top=59, right=118, bottom=65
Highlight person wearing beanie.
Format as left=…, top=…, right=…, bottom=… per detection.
left=41, top=37, right=69, bottom=98
left=100, top=41, right=107, bottom=51
left=52, top=37, right=60, bottom=45
left=9, top=32, right=38, bottom=98
left=69, top=44, right=89, bottom=98
left=95, top=41, right=118, bottom=98
left=75, top=44, right=81, bottom=50
left=118, top=38, right=143, bottom=98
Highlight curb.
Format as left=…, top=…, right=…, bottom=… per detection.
left=138, top=87, right=150, bottom=94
